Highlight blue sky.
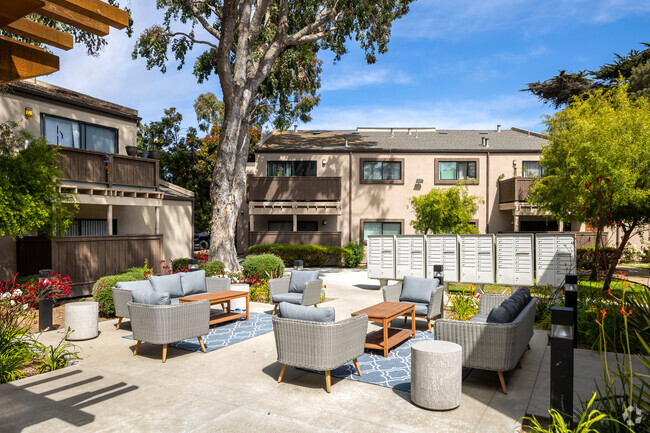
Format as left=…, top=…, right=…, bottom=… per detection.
left=44, top=0, right=650, bottom=134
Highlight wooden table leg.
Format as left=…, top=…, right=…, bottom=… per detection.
left=245, top=294, right=249, bottom=320
left=411, top=308, right=416, bottom=339
left=383, top=319, right=389, bottom=357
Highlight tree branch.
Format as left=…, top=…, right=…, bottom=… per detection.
left=168, top=31, right=218, bottom=49
left=178, top=0, right=222, bottom=40
left=192, top=1, right=222, bottom=20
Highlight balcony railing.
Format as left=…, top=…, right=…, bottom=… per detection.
left=248, top=177, right=341, bottom=201
left=250, top=231, right=342, bottom=247
left=498, top=177, right=535, bottom=203
left=57, top=147, right=159, bottom=189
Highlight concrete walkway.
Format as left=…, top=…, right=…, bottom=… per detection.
left=0, top=269, right=623, bottom=433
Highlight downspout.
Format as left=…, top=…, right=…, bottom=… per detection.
left=485, top=151, right=490, bottom=233
left=348, top=150, right=352, bottom=243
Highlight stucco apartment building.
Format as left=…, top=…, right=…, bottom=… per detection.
left=242, top=126, right=575, bottom=251
left=0, top=80, right=194, bottom=295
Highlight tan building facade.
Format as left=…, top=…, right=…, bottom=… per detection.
left=243, top=127, right=572, bottom=250
left=0, top=80, right=194, bottom=295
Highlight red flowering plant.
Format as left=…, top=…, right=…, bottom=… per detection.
left=160, top=259, right=188, bottom=275
left=1, top=272, right=72, bottom=310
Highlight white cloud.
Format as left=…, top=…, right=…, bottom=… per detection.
left=300, top=93, right=548, bottom=132
left=321, top=68, right=412, bottom=91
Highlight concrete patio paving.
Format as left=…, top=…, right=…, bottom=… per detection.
left=0, top=268, right=625, bottom=432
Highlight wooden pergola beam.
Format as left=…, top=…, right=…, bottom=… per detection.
left=0, top=36, right=59, bottom=84
left=38, top=2, right=110, bottom=36
left=2, top=18, right=74, bottom=51
left=47, top=0, right=129, bottom=30
left=0, top=0, right=45, bottom=27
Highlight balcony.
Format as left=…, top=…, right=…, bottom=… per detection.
left=498, top=177, right=534, bottom=203
left=57, top=147, right=159, bottom=190
left=248, top=177, right=341, bottom=201
left=249, top=231, right=342, bottom=247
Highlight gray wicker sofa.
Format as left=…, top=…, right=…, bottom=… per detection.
left=435, top=291, right=537, bottom=394
left=112, top=271, right=231, bottom=329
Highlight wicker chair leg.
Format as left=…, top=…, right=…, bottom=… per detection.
left=162, top=344, right=168, bottom=363
left=527, top=344, right=531, bottom=350
left=198, top=336, right=206, bottom=353
left=272, top=304, right=278, bottom=315
left=325, top=370, right=331, bottom=393
left=116, top=317, right=123, bottom=330
left=133, top=340, right=141, bottom=356
left=353, top=359, right=362, bottom=376
left=277, top=365, right=287, bottom=383
left=497, top=371, right=507, bottom=394
left=517, top=358, right=523, bottom=369
left=427, top=319, right=432, bottom=333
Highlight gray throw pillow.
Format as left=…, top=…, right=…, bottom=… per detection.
left=289, top=270, right=320, bottom=293
left=278, top=302, right=335, bottom=323
left=486, top=305, right=512, bottom=323
left=132, top=287, right=171, bottom=305
left=179, top=270, right=206, bottom=296
left=115, top=280, right=153, bottom=291
left=399, top=276, right=440, bottom=304
left=149, top=274, right=183, bottom=298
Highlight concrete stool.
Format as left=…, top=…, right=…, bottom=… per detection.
left=65, top=302, right=99, bottom=340
left=411, top=340, right=462, bottom=410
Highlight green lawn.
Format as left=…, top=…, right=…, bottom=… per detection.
left=620, top=262, right=650, bottom=269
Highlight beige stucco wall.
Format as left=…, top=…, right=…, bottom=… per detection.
left=159, top=199, right=193, bottom=261
left=0, top=89, right=137, bottom=153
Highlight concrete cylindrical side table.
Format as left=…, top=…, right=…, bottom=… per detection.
left=411, top=340, right=462, bottom=410
left=65, top=302, right=99, bottom=340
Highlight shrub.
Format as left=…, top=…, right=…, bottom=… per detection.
left=171, top=257, right=190, bottom=272
left=577, top=246, right=618, bottom=271
left=91, top=269, right=148, bottom=317
left=201, top=260, right=225, bottom=277
left=344, top=241, right=364, bottom=268
left=242, top=254, right=285, bottom=279
left=248, top=244, right=350, bottom=267
left=249, top=282, right=270, bottom=303
left=449, top=293, right=479, bottom=321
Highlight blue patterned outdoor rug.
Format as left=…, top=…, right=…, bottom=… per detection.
left=321, top=331, right=471, bottom=391
left=123, top=311, right=273, bottom=353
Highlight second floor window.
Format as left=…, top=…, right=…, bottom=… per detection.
left=267, top=161, right=316, bottom=177
left=42, top=114, right=117, bottom=153
left=522, top=161, right=545, bottom=178
left=362, top=161, right=402, bottom=181
left=438, top=161, right=477, bottom=181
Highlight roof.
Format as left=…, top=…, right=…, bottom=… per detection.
left=257, top=127, right=546, bottom=153
left=5, top=79, right=140, bottom=123
left=159, top=180, right=194, bottom=201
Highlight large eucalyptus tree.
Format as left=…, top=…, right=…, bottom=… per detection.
left=133, top=0, right=414, bottom=268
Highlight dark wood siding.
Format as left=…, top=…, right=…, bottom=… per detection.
left=248, top=177, right=341, bottom=201
left=498, top=177, right=535, bottom=203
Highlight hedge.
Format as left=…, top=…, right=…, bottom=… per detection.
left=248, top=244, right=351, bottom=267
left=242, top=254, right=285, bottom=279
left=91, top=267, right=148, bottom=316
left=201, top=260, right=226, bottom=277
left=577, top=247, right=619, bottom=271
left=344, top=241, right=365, bottom=268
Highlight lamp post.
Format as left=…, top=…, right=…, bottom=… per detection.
left=38, top=269, right=54, bottom=332
left=550, top=306, right=574, bottom=426
left=188, top=259, right=199, bottom=272
left=564, top=274, right=578, bottom=348
left=433, top=264, right=444, bottom=286
left=294, top=260, right=303, bottom=271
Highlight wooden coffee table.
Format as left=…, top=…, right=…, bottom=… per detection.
left=179, top=290, right=249, bottom=326
left=352, top=302, right=416, bottom=357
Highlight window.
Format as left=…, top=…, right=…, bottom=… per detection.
left=60, top=219, right=117, bottom=236
left=362, top=221, right=402, bottom=241
left=42, top=114, right=118, bottom=153
left=268, top=221, right=293, bottom=231
left=297, top=221, right=318, bottom=232
left=522, top=161, right=545, bottom=178
left=438, top=161, right=476, bottom=181
left=267, top=161, right=316, bottom=177
left=362, top=161, right=402, bottom=182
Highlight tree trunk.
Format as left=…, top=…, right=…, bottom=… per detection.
left=589, top=225, right=603, bottom=281
left=602, top=226, right=634, bottom=292
left=208, top=94, right=252, bottom=271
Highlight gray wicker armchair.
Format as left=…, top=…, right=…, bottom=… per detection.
left=435, top=293, right=537, bottom=393
left=381, top=283, right=444, bottom=332
left=127, top=300, right=210, bottom=363
left=113, top=276, right=230, bottom=329
left=269, top=278, right=323, bottom=314
left=272, top=314, right=368, bottom=392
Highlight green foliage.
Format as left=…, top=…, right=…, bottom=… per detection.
left=577, top=247, right=619, bottom=271
left=15, top=274, right=39, bottom=286
left=200, top=260, right=225, bottom=277
left=248, top=244, right=350, bottom=267
left=241, top=254, right=285, bottom=279
left=194, top=92, right=224, bottom=132
left=521, top=393, right=614, bottom=433
left=91, top=267, right=148, bottom=317
left=409, top=185, right=482, bottom=235
left=171, top=257, right=190, bottom=272
left=344, top=241, right=365, bottom=268
left=34, top=328, right=81, bottom=374
left=449, top=293, right=479, bottom=321
left=0, top=122, right=76, bottom=238
left=249, top=282, right=270, bottom=303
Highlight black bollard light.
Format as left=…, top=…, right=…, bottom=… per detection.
left=38, top=269, right=54, bottom=332
left=550, top=306, right=574, bottom=426
left=564, top=274, right=578, bottom=348
left=188, top=259, right=200, bottom=272
left=433, top=264, right=444, bottom=286
left=293, top=260, right=303, bottom=271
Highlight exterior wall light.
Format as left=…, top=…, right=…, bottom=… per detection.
left=322, top=220, right=327, bottom=225
left=550, top=306, right=575, bottom=427
left=416, top=178, right=424, bottom=184
left=25, top=107, right=33, bottom=120
left=188, top=259, right=200, bottom=272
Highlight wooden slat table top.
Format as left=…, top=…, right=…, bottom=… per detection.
left=179, top=290, right=249, bottom=304
left=352, top=302, right=415, bottom=321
